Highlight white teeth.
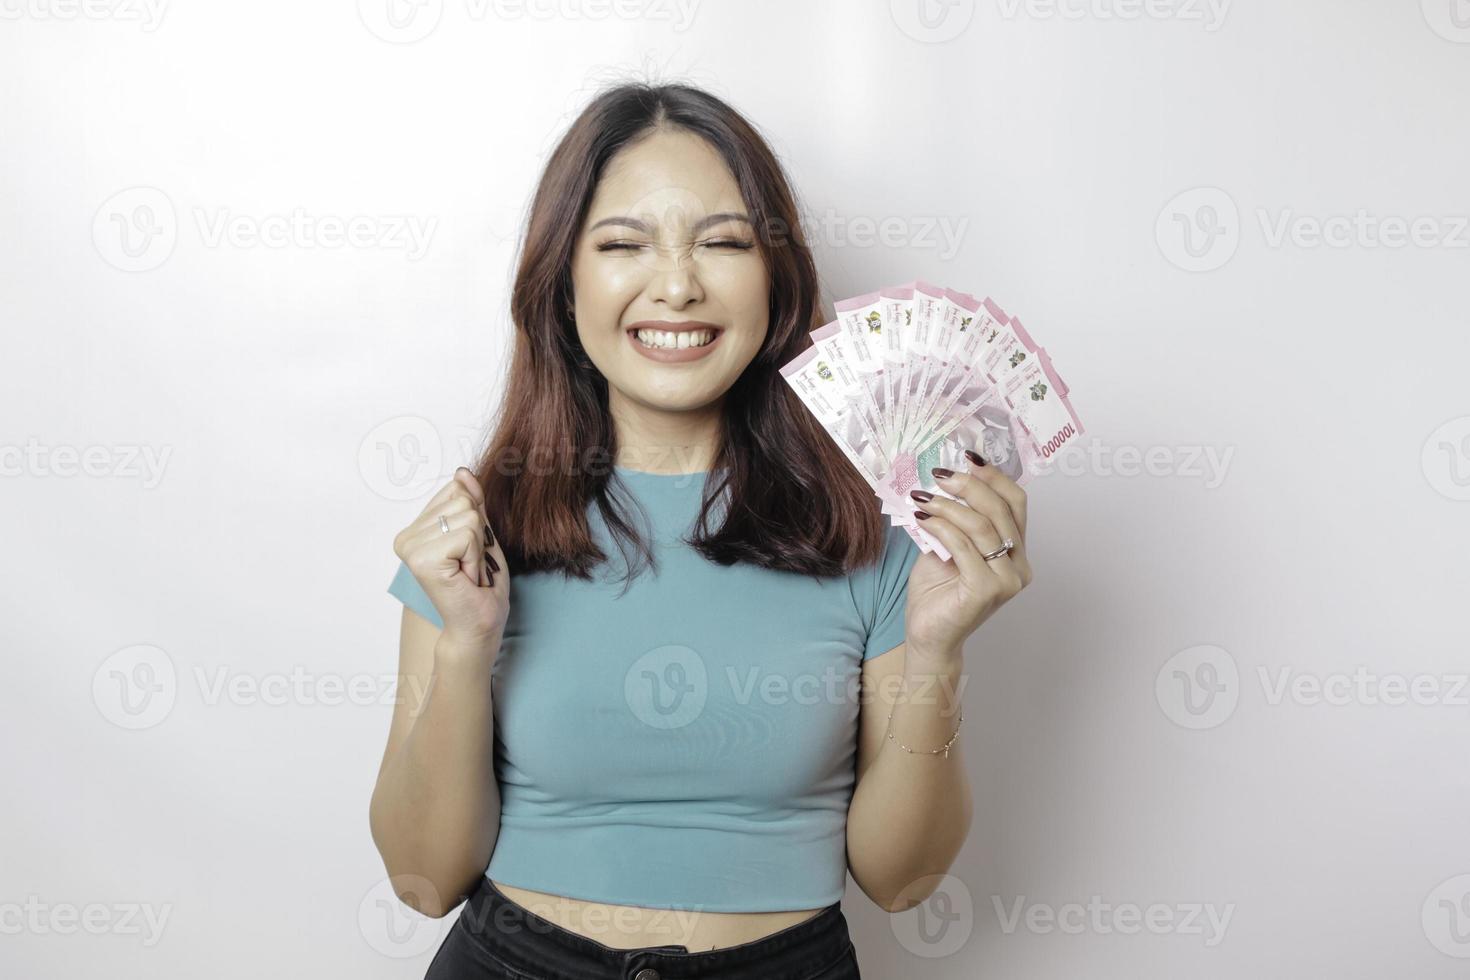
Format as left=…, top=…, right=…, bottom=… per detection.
left=634, top=328, right=715, bottom=350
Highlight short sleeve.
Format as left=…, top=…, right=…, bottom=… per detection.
left=387, top=561, right=444, bottom=630
left=856, top=524, right=922, bottom=660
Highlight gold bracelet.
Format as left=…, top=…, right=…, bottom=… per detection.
left=884, top=707, right=963, bottom=759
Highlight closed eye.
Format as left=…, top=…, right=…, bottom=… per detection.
left=700, top=238, right=754, bottom=250
left=596, top=239, right=754, bottom=253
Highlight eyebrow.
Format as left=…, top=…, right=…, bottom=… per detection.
left=586, top=211, right=753, bottom=235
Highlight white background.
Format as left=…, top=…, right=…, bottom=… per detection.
left=3, top=1, right=1469, bottom=977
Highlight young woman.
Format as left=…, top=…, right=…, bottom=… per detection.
left=369, top=81, right=1033, bottom=980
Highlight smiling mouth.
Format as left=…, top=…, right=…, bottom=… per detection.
left=627, top=325, right=722, bottom=350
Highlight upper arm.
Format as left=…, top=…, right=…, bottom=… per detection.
left=852, top=524, right=923, bottom=781
left=855, top=641, right=906, bottom=784
left=857, top=525, right=922, bottom=661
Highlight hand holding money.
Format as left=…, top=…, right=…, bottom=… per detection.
left=900, top=452, right=1033, bottom=664
left=780, top=279, right=1082, bottom=561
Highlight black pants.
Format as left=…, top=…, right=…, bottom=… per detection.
left=424, top=877, right=862, bottom=979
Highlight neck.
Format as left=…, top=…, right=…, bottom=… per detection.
left=608, top=389, right=722, bottom=475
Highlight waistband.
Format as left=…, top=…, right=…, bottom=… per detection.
left=453, top=876, right=853, bottom=980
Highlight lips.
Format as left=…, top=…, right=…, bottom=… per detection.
left=625, top=320, right=723, bottom=336
left=624, top=320, right=725, bottom=362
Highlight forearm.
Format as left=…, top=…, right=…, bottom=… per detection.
left=846, top=651, right=973, bottom=912
left=369, top=633, right=502, bottom=916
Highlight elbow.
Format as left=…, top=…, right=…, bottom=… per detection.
left=859, top=875, right=945, bottom=915
left=372, top=856, right=467, bottom=920
left=852, top=814, right=974, bottom=914
left=391, top=880, right=456, bottom=919
left=367, top=795, right=467, bottom=920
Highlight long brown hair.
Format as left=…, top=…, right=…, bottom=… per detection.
left=476, top=81, right=887, bottom=587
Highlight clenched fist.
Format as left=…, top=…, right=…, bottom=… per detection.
left=392, top=466, right=509, bottom=646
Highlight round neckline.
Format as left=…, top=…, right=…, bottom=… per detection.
left=613, top=465, right=710, bottom=479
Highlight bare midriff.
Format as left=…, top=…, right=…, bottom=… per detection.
left=489, top=878, right=826, bottom=952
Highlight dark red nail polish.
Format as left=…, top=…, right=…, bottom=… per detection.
left=964, top=449, right=986, bottom=467
left=484, top=549, right=500, bottom=573
left=931, top=467, right=955, bottom=479
left=909, top=489, right=934, bottom=503
left=914, top=510, right=932, bottom=520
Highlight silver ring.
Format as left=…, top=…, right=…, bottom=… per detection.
left=981, top=538, right=1015, bottom=562
left=438, top=515, right=450, bottom=535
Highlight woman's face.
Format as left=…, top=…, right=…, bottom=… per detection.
left=569, top=127, right=770, bottom=422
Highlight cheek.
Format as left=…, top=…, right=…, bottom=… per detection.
left=572, top=257, right=644, bottom=318
left=703, top=261, right=770, bottom=327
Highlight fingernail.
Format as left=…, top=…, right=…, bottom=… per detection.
left=909, top=489, right=934, bottom=503
left=931, top=467, right=955, bottom=479
left=484, top=549, right=500, bottom=573
left=964, top=449, right=986, bottom=467
left=914, top=510, right=932, bottom=520
left=484, top=522, right=496, bottom=547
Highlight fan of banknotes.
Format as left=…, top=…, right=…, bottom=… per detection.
left=780, top=280, right=1082, bottom=560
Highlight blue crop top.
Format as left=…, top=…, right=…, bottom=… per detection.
left=386, top=465, right=921, bottom=913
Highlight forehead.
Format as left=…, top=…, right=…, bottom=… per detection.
left=586, top=128, right=747, bottom=227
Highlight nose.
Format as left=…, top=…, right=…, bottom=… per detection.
left=644, top=250, right=705, bottom=310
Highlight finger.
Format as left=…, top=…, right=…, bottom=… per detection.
left=911, top=488, right=1004, bottom=556
left=483, top=526, right=502, bottom=589
left=411, top=490, right=478, bottom=536
left=419, top=472, right=474, bottom=517
left=453, top=466, right=486, bottom=512
left=914, top=491, right=1023, bottom=586
left=911, top=507, right=991, bottom=584
left=413, top=468, right=486, bottom=528
left=413, top=508, right=486, bottom=586
left=922, top=471, right=1023, bottom=557
left=962, top=449, right=1027, bottom=543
